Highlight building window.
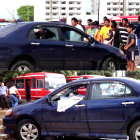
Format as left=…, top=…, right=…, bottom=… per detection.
left=107, top=2, right=110, bottom=5
left=46, top=7, right=50, bottom=10
left=113, top=14, right=117, bottom=16
left=61, top=13, right=66, bottom=15
left=129, top=3, right=133, bottom=5
left=77, top=2, right=81, bottom=4
left=136, top=3, right=139, bottom=6
left=46, top=1, right=50, bottom=4
left=46, top=13, right=50, bottom=15
left=107, top=8, right=111, bottom=10
left=69, top=2, right=74, bottom=4
left=61, top=7, right=66, bottom=10
left=69, top=8, right=73, bottom=10
left=113, top=8, right=117, bottom=11
left=77, top=8, right=81, bottom=10
left=113, top=3, right=117, bottom=5
left=61, top=1, right=66, bottom=4
left=53, top=13, right=58, bottom=15
left=53, top=1, right=57, bottom=4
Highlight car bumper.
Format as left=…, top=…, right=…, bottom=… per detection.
left=3, top=116, right=16, bottom=135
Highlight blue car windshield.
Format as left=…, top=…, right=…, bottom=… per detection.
left=0, top=23, right=25, bottom=37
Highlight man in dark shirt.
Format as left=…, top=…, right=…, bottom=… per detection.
left=118, top=18, right=129, bottom=52
left=78, top=19, right=86, bottom=32
left=124, top=24, right=136, bottom=71
left=135, top=16, right=140, bottom=68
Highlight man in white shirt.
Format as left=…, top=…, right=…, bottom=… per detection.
left=9, top=84, right=21, bottom=107
left=70, top=17, right=84, bottom=41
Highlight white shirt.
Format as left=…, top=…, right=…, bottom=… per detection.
left=9, top=86, right=18, bottom=95
left=70, top=24, right=84, bottom=42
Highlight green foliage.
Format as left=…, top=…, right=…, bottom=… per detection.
left=77, top=70, right=113, bottom=77
left=136, top=11, right=140, bottom=15
left=17, top=6, right=34, bottom=21
left=126, top=71, right=140, bottom=79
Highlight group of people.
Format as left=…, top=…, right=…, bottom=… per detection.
left=60, top=16, right=140, bottom=71
left=0, top=82, right=20, bottom=110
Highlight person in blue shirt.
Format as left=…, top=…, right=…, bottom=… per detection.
left=135, top=16, right=140, bottom=68
left=0, top=82, right=9, bottom=110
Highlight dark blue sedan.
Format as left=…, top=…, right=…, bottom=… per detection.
left=0, top=22, right=126, bottom=71
left=3, top=77, right=140, bottom=140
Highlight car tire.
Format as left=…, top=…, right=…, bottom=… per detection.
left=129, top=121, right=140, bottom=140
left=10, top=60, right=35, bottom=71
left=101, top=57, right=116, bottom=70
left=16, top=119, right=40, bottom=140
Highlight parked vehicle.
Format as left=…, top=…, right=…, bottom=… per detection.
left=110, top=15, right=139, bottom=28
left=10, top=72, right=66, bottom=101
left=0, top=22, right=126, bottom=71
left=3, top=77, right=140, bottom=140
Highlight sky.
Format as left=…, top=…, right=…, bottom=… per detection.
left=0, top=0, right=91, bottom=19
left=0, top=0, right=35, bottom=19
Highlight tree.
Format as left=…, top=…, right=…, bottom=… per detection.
left=136, top=11, right=140, bottom=15
left=17, top=6, right=34, bottom=21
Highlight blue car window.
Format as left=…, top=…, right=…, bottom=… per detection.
left=28, top=26, right=59, bottom=41
left=60, top=27, right=88, bottom=43
left=91, top=82, right=126, bottom=100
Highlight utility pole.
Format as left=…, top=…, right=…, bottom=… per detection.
left=50, top=0, right=53, bottom=21
left=123, top=0, right=126, bottom=15
left=119, top=0, right=121, bottom=16
left=98, top=0, right=100, bottom=22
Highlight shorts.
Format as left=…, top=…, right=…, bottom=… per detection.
left=126, top=51, right=135, bottom=61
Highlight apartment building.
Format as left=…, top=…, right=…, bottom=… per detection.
left=34, top=0, right=86, bottom=22
left=91, top=0, right=140, bottom=17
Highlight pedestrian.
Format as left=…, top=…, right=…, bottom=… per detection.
left=87, top=19, right=92, bottom=29
left=0, top=82, right=9, bottom=110
left=100, top=18, right=111, bottom=43
left=70, top=17, right=84, bottom=41
left=78, top=19, right=86, bottom=32
left=135, top=16, right=140, bottom=68
left=124, top=24, right=136, bottom=71
left=87, top=22, right=96, bottom=38
left=104, top=24, right=116, bottom=45
left=9, top=84, right=21, bottom=107
left=94, top=21, right=101, bottom=41
left=118, top=18, right=129, bottom=52
left=71, top=17, right=83, bottom=31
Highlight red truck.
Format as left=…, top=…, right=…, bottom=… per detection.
left=12, top=72, right=66, bottom=101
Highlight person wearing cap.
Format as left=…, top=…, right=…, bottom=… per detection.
left=78, top=19, right=86, bottom=32
left=87, top=22, right=96, bottom=38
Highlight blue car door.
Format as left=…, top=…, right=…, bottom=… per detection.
left=28, top=25, right=64, bottom=69
left=41, top=83, right=90, bottom=135
left=59, top=26, right=94, bottom=69
left=86, top=81, right=137, bottom=135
